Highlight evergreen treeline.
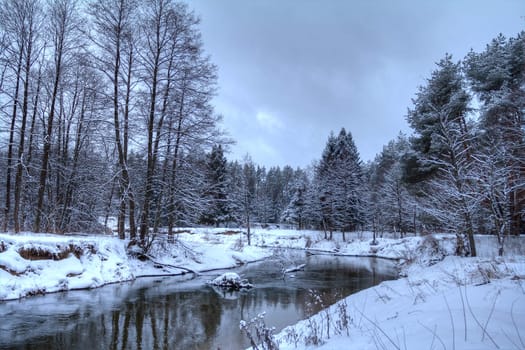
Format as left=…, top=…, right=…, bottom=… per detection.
left=0, top=0, right=523, bottom=257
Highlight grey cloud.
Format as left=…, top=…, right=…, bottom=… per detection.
left=187, top=0, right=524, bottom=168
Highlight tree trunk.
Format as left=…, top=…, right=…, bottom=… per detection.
left=14, top=33, right=35, bottom=232
left=109, top=11, right=134, bottom=240
left=465, top=212, right=476, bottom=257
left=139, top=45, right=160, bottom=241
left=151, top=48, right=175, bottom=234
left=34, top=41, right=64, bottom=233
left=26, top=51, right=44, bottom=166
left=123, top=41, right=136, bottom=239
left=58, top=84, right=84, bottom=232
left=3, top=46, right=24, bottom=232
left=167, top=96, right=185, bottom=236
left=246, top=211, right=251, bottom=246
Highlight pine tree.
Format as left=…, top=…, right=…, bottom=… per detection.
left=407, top=54, right=477, bottom=256
left=201, top=145, right=229, bottom=226
left=368, top=134, right=414, bottom=238
left=281, top=169, right=309, bottom=230
left=224, top=161, right=244, bottom=226
left=315, top=128, right=364, bottom=240
left=465, top=32, right=525, bottom=238
left=316, top=132, right=337, bottom=239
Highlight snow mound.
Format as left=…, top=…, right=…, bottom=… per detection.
left=0, top=234, right=134, bottom=300
left=208, top=272, right=253, bottom=290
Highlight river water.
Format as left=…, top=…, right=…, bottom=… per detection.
left=0, top=252, right=397, bottom=350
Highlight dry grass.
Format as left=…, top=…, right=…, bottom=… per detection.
left=18, top=244, right=85, bottom=261
left=219, top=230, right=242, bottom=235
left=172, top=229, right=192, bottom=234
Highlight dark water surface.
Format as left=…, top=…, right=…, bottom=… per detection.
left=0, top=252, right=397, bottom=350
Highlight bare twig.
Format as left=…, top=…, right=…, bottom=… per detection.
left=402, top=326, right=407, bottom=350
left=443, top=294, right=456, bottom=350
left=356, top=293, right=369, bottom=328
left=372, top=326, right=388, bottom=350
left=374, top=288, right=389, bottom=304
left=501, top=327, right=522, bottom=350
left=395, top=328, right=402, bottom=350
left=417, top=321, right=446, bottom=350
left=458, top=286, right=467, bottom=341
left=464, top=285, right=500, bottom=349
left=482, top=290, right=499, bottom=342
left=143, top=254, right=200, bottom=275
left=511, top=298, right=525, bottom=348
left=371, top=330, right=385, bottom=350
left=355, top=309, right=400, bottom=350
left=424, top=279, right=438, bottom=293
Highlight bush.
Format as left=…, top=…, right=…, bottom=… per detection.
left=240, top=313, right=279, bottom=350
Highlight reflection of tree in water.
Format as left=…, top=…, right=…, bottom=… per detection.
left=144, top=289, right=222, bottom=349
left=199, top=292, right=222, bottom=341
left=237, top=287, right=307, bottom=321
left=23, top=287, right=222, bottom=350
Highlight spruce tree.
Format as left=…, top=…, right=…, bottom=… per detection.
left=201, top=145, right=229, bottom=226
left=315, top=128, right=364, bottom=240
left=369, top=134, right=414, bottom=237
left=281, top=169, right=309, bottom=230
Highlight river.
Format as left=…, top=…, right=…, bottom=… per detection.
left=0, top=252, right=397, bottom=349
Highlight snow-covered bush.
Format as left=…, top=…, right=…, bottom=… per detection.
left=232, top=237, right=244, bottom=251
left=415, top=234, right=447, bottom=266
left=240, top=312, right=279, bottom=350
left=208, top=272, right=252, bottom=290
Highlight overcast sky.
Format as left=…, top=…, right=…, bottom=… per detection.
left=184, top=0, right=524, bottom=168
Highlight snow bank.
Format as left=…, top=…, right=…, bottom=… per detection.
left=1, top=227, right=523, bottom=310
left=0, top=230, right=273, bottom=301
left=249, top=228, right=459, bottom=260
left=0, top=234, right=134, bottom=300
left=274, top=255, right=525, bottom=350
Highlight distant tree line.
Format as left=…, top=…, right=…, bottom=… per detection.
left=0, top=1, right=523, bottom=258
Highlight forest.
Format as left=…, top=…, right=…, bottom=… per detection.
left=0, top=0, right=523, bottom=258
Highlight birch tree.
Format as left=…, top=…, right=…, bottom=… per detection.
left=137, top=0, right=220, bottom=239
left=0, top=0, right=44, bottom=231
left=89, top=0, right=138, bottom=239
left=34, top=0, right=81, bottom=232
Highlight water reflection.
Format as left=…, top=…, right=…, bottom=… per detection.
left=0, top=254, right=397, bottom=350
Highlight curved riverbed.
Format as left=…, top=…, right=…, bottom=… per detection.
left=0, top=253, right=397, bottom=349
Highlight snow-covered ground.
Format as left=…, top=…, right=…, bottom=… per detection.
left=274, top=254, right=525, bottom=350
left=1, top=228, right=524, bottom=350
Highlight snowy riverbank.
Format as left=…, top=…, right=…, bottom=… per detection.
left=1, top=228, right=524, bottom=350
left=0, top=229, right=272, bottom=300
left=273, top=254, right=525, bottom=350
left=0, top=229, right=522, bottom=301
left=0, top=228, right=436, bottom=300
left=268, top=234, right=525, bottom=350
